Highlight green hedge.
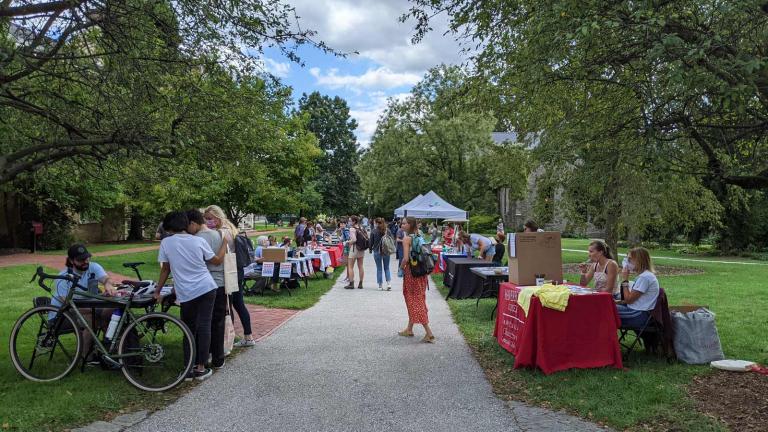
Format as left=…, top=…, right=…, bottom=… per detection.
left=469, top=214, right=498, bottom=232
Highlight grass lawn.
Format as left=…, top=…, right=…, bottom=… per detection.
left=243, top=267, right=345, bottom=310
left=1, top=246, right=344, bottom=430
left=0, top=265, right=189, bottom=431
left=437, top=240, right=768, bottom=430
left=41, top=241, right=157, bottom=255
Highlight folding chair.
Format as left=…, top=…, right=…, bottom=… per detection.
left=618, top=288, right=675, bottom=362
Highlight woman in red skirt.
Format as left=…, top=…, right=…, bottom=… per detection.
left=398, top=217, right=436, bottom=343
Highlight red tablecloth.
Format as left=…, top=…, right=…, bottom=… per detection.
left=494, top=282, right=623, bottom=375
left=323, top=245, right=343, bottom=267
left=432, top=248, right=444, bottom=274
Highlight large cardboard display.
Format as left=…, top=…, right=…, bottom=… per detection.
left=263, top=247, right=287, bottom=263
left=508, top=232, right=563, bottom=286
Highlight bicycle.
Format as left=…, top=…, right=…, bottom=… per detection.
left=9, top=266, right=194, bottom=392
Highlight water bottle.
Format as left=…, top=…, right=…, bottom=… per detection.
left=104, top=309, right=122, bottom=342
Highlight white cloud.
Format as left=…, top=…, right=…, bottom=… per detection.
left=309, top=67, right=421, bottom=90
left=264, top=57, right=291, bottom=78
left=290, top=0, right=465, bottom=73
left=351, top=92, right=411, bottom=146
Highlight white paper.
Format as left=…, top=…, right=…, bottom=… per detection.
left=278, top=262, right=292, bottom=278
left=507, top=233, right=516, bottom=258
left=261, top=262, right=275, bottom=277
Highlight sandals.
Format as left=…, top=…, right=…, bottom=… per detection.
left=397, top=330, right=414, bottom=337
left=421, top=335, right=436, bottom=344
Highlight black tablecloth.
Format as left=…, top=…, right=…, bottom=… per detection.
left=443, top=257, right=496, bottom=299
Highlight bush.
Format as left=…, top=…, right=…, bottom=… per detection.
left=469, top=214, right=499, bottom=233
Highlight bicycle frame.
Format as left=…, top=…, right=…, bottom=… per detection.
left=50, top=277, right=147, bottom=363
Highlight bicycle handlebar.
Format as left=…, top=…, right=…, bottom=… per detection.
left=30, top=266, right=79, bottom=293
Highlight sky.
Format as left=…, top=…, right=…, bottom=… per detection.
left=257, top=0, right=466, bottom=146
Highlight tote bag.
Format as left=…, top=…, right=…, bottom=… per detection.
left=221, top=231, right=239, bottom=295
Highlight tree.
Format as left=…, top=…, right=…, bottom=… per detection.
left=404, top=0, right=768, bottom=249
left=297, top=92, right=360, bottom=215
left=0, top=0, right=330, bottom=184
left=118, top=69, right=321, bottom=227
left=359, top=65, right=530, bottom=216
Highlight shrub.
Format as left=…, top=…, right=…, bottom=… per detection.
left=469, top=214, right=498, bottom=233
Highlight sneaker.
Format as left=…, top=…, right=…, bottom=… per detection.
left=85, top=353, right=101, bottom=366
left=386, top=283, right=392, bottom=291
left=234, top=339, right=256, bottom=348
left=194, top=368, right=213, bottom=381
left=378, top=284, right=383, bottom=290
left=184, top=371, right=194, bottom=382
left=212, top=360, right=225, bottom=370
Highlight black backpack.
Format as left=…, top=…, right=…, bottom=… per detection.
left=234, top=233, right=255, bottom=283
left=355, top=227, right=370, bottom=250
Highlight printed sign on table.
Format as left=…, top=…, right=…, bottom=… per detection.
left=278, top=262, right=292, bottom=278
left=495, top=283, right=525, bottom=354
left=261, top=262, right=275, bottom=277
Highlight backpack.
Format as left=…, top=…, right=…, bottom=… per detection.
left=355, top=227, right=369, bottom=250
left=234, top=233, right=255, bottom=284
left=409, top=234, right=435, bottom=277
left=380, top=231, right=396, bottom=255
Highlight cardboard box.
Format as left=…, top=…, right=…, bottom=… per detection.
left=262, top=247, right=287, bottom=263
left=508, top=232, right=563, bottom=285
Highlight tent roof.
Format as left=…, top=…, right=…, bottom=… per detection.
left=394, top=194, right=424, bottom=217
left=400, top=191, right=468, bottom=219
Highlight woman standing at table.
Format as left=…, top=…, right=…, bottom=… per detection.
left=398, top=217, right=435, bottom=343
left=615, top=247, right=659, bottom=327
left=579, top=240, right=619, bottom=294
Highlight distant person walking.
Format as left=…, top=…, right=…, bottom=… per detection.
left=294, top=217, right=307, bottom=246
left=370, top=217, right=392, bottom=291
left=398, top=217, right=435, bottom=343
left=344, top=216, right=367, bottom=289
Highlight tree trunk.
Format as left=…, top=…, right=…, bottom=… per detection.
left=127, top=209, right=144, bottom=240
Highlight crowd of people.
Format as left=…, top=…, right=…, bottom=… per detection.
left=54, top=211, right=659, bottom=382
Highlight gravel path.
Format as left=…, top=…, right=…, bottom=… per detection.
left=129, top=254, right=607, bottom=432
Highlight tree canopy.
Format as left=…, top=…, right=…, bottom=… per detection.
left=297, top=92, right=361, bottom=216
left=0, top=0, right=330, bottom=184
left=404, top=0, right=768, bottom=250
left=359, top=65, right=530, bottom=217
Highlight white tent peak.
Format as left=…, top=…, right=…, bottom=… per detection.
left=394, top=191, right=468, bottom=220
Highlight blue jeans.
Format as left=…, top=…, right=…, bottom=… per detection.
left=373, top=251, right=392, bottom=285
left=616, top=304, right=651, bottom=328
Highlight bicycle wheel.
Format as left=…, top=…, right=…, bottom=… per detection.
left=119, top=312, right=194, bottom=392
left=9, top=306, right=82, bottom=382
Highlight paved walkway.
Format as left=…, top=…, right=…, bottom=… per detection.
left=129, top=254, right=606, bottom=432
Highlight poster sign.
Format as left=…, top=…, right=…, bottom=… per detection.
left=494, top=283, right=526, bottom=354
left=507, top=233, right=516, bottom=258
left=278, top=262, right=292, bottom=278
left=261, top=262, right=275, bottom=277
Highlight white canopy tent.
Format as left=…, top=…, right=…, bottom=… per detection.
left=397, top=191, right=468, bottom=220
left=394, top=194, right=424, bottom=218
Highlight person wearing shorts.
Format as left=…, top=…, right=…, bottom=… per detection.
left=344, top=216, right=366, bottom=289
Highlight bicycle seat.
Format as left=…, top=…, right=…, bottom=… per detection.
left=122, top=262, right=145, bottom=268
left=121, top=280, right=151, bottom=288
